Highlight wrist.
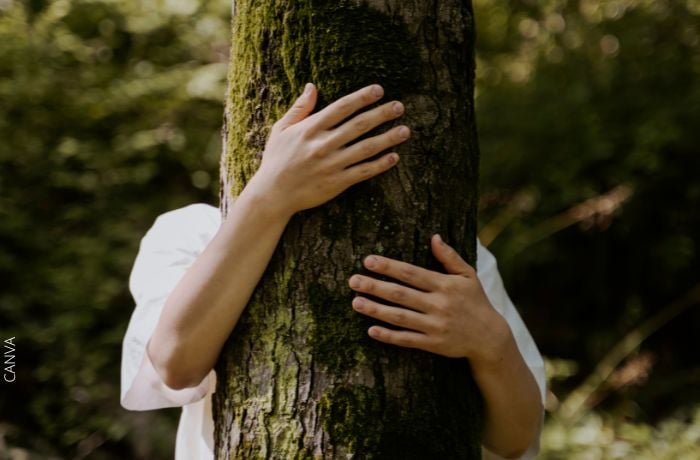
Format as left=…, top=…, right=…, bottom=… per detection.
left=467, top=310, right=515, bottom=371
left=240, top=174, right=297, bottom=221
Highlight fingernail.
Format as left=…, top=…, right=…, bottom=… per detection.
left=436, top=234, right=445, bottom=245
left=303, top=83, right=312, bottom=96
left=399, top=126, right=410, bottom=138
left=365, top=256, right=377, bottom=268
left=353, top=297, right=366, bottom=308
left=392, top=101, right=404, bottom=114
left=372, top=85, right=384, bottom=98
left=349, top=276, right=361, bottom=288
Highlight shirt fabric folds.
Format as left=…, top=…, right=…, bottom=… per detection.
left=120, top=203, right=546, bottom=460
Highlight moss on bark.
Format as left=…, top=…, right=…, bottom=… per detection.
left=319, top=384, right=383, bottom=457
left=215, top=0, right=483, bottom=458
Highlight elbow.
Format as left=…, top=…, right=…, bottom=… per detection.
left=148, top=340, right=208, bottom=391
left=484, top=445, right=530, bottom=460
left=501, top=448, right=529, bottom=460
left=483, top=417, right=540, bottom=460
left=159, top=367, right=203, bottom=391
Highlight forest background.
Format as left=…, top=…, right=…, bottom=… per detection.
left=0, top=0, right=698, bottom=458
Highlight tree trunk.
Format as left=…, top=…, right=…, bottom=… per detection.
left=214, top=1, right=482, bottom=458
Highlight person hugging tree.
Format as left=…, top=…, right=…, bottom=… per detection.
left=121, top=84, right=546, bottom=459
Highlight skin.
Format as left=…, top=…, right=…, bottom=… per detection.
left=146, top=83, right=541, bottom=459
left=348, top=234, right=542, bottom=458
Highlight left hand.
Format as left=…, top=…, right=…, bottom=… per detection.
left=348, top=234, right=510, bottom=364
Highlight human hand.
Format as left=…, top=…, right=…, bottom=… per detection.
left=348, top=234, right=511, bottom=366
left=248, top=82, right=410, bottom=216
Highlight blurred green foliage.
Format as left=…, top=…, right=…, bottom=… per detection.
left=0, top=0, right=228, bottom=457
left=474, top=0, right=700, bottom=457
left=0, top=0, right=698, bottom=458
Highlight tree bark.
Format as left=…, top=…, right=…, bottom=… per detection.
left=215, top=0, right=482, bottom=458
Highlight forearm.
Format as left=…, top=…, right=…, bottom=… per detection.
left=147, top=177, right=293, bottom=389
left=145, top=83, right=406, bottom=390
left=471, top=316, right=543, bottom=459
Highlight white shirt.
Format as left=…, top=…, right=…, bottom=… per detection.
left=120, top=203, right=546, bottom=460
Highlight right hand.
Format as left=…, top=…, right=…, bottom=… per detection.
left=247, top=82, right=410, bottom=215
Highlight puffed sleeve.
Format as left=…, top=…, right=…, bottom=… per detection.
left=475, top=239, right=546, bottom=460
left=120, top=203, right=221, bottom=411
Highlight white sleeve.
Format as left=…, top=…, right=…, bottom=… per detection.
left=120, top=203, right=221, bottom=411
left=475, top=239, right=546, bottom=460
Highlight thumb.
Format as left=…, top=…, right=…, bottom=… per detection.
left=276, top=83, right=317, bottom=131
left=431, top=234, right=475, bottom=277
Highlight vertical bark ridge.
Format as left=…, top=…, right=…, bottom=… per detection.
left=215, top=0, right=482, bottom=458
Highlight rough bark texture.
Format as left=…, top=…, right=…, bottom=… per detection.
left=214, top=0, right=482, bottom=458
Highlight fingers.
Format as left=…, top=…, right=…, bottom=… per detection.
left=275, top=83, right=317, bottom=132
left=352, top=296, right=433, bottom=333
left=335, top=124, right=410, bottom=168
left=367, top=325, right=431, bottom=351
left=431, top=234, right=476, bottom=277
left=361, top=254, right=441, bottom=292
left=325, top=100, right=406, bottom=150
left=308, top=84, right=385, bottom=132
left=348, top=273, right=432, bottom=313
left=339, top=152, right=398, bottom=188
